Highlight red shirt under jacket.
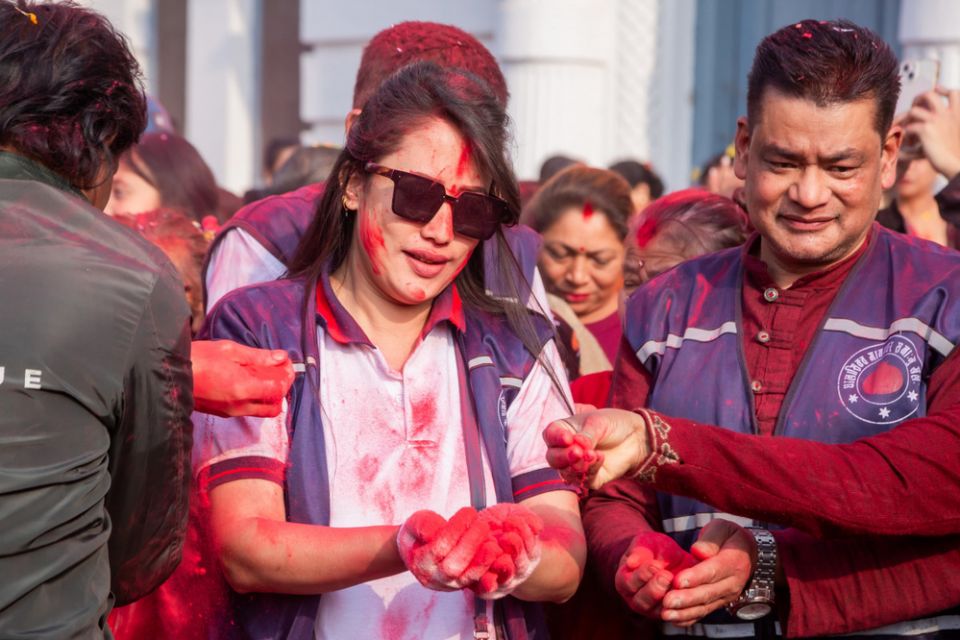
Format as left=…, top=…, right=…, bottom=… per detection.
left=587, top=230, right=960, bottom=637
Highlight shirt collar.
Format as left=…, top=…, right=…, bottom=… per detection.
left=741, top=225, right=874, bottom=291
left=0, top=151, right=83, bottom=198
left=315, top=268, right=466, bottom=346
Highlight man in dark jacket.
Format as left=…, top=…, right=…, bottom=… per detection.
left=0, top=2, right=193, bottom=636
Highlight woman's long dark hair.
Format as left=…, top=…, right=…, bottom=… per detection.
left=120, top=132, right=220, bottom=224
left=289, top=62, right=566, bottom=395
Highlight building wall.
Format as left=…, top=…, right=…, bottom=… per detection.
left=690, top=0, right=902, bottom=176
left=88, top=0, right=956, bottom=200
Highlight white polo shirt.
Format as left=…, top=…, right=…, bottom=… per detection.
left=193, top=281, right=572, bottom=640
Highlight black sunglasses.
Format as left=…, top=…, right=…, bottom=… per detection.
left=364, top=162, right=509, bottom=240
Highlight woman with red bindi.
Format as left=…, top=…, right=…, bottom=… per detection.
left=524, top=166, right=633, bottom=376
left=192, top=62, right=585, bottom=640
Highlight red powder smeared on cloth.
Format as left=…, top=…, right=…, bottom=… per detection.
left=410, top=394, right=438, bottom=441
left=380, top=604, right=410, bottom=640
left=862, top=361, right=905, bottom=396
left=357, top=453, right=379, bottom=483
left=316, top=285, right=349, bottom=344
left=108, top=492, right=230, bottom=640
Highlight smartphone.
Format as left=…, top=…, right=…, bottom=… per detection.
left=897, top=59, right=940, bottom=116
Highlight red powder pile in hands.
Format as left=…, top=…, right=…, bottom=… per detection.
left=397, top=504, right=544, bottom=599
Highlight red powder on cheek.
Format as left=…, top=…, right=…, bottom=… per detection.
left=359, top=214, right=385, bottom=275
left=456, top=140, right=473, bottom=179
left=582, top=202, right=594, bottom=220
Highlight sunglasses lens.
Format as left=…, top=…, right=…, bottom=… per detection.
left=392, top=173, right=444, bottom=223
left=452, top=192, right=505, bottom=240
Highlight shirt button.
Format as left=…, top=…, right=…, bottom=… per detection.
left=763, top=288, right=779, bottom=302
left=756, top=330, right=771, bottom=344
left=751, top=380, right=763, bottom=392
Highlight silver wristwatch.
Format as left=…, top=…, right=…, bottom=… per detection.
left=726, top=528, right=776, bottom=621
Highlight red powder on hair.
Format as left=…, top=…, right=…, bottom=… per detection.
left=359, top=215, right=385, bottom=275
left=582, top=202, right=594, bottom=220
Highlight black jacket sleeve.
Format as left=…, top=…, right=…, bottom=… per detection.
left=106, top=263, right=194, bottom=605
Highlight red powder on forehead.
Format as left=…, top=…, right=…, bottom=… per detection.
left=456, top=140, right=473, bottom=179
left=359, top=214, right=385, bottom=275
left=582, top=202, right=594, bottom=220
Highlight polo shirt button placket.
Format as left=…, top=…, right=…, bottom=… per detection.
left=756, top=330, right=771, bottom=344
left=751, top=380, right=763, bottom=393
left=763, top=287, right=779, bottom=303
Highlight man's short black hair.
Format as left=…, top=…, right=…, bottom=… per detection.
left=0, top=1, right=146, bottom=189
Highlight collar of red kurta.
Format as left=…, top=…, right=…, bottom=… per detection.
left=741, top=224, right=874, bottom=293
left=315, top=267, right=466, bottom=346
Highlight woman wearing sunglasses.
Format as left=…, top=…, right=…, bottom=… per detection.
left=192, top=62, right=585, bottom=640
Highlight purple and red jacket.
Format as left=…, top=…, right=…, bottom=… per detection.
left=622, top=224, right=960, bottom=637
left=198, top=271, right=568, bottom=640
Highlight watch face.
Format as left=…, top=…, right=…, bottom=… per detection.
left=736, top=602, right=773, bottom=621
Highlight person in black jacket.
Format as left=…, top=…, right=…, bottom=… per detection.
left=0, top=2, right=193, bottom=636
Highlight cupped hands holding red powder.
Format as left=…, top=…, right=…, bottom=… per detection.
left=397, top=504, right=544, bottom=600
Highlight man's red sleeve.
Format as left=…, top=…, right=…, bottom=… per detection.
left=610, top=335, right=653, bottom=409
left=581, top=336, right=659, bottom=604
left=581, top=478, right=661, bottom=603
left=775, top=529, right=960, bottom=637
left=650, top=346, right=960, bottom=537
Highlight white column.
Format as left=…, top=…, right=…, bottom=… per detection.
left=497, top=0, right=619, bottom=180
left=184, top=0, right=260, bottom=194
left=646, top=0, right=696, bottom=192
left=610, top=0, right=658, bottom=165
left=79, top=0, right=157, bottom=94
left=899, top=0, right=960, bottom=89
